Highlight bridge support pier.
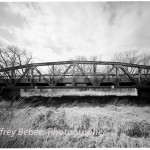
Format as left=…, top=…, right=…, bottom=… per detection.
left=137, top=88, right=150, bottom=99
left=0, top=89, right=21, bottom=100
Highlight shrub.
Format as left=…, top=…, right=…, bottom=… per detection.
left=119, top=120, right=150, bottom=138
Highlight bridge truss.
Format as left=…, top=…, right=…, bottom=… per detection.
left=0, top=61, right=150, bottom=89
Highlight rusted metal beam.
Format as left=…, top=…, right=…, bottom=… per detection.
left=0, top=85, right=149, bottom=89
left=116, top=67, right=119, bottom=85
left=30, top=67, right=34, bottom=86
left=93, top=64, right=96, bottom=76
left=11, top=70, right=15, bottom=84
left=119, top=66, right=138, bottom=85
left=0, top=60, right=150, bottom=90
left=98, top=66, right=115, bottom=85
left=72, top=64, right=76, bottom=86
left=14, top=68, right=31, bottom=86
left=138, top=68, right=141, bottom=84
left=93, top=64, right=98, bottom=85
left=26, top=73, right=128, bottom=77
left=52, top=64, right=54, bottom=85
left=76, top=64, right=95, bottom=86
left=35, top=67, right=51, bottom=86
left=1, top=61, right=150, bottom=73
left=55, top=65, right=72, bottom=85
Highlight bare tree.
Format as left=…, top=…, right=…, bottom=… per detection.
left=113, top=50, right=142, bottom=64
left=73, top=55, right=102, bottom=74
left=138, top=54, right=150, bottom=74
left=112, top=50, right=150, bottom=75
left=0, top=45, right=33, bottom=78
left=112, top=50, right=141, bottom=74
left=139, top=54, right=150, bottom=66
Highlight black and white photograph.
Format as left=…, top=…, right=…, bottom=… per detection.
left=0, top=1, right=150, bottom=148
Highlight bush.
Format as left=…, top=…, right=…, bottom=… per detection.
left=119, top=120, right=150, bottom=138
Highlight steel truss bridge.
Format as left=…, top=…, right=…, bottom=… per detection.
left=0, top=61, right=150, bottom=90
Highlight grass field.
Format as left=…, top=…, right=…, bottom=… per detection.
left=0, top=95, right=150, bottom=148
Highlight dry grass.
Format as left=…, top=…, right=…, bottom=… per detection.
left=0, top=98, right=150, bottom=148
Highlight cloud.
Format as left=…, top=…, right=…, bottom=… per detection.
left=1, top=2, right=150, bottom=62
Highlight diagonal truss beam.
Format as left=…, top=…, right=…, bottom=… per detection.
left=98, top=66, right=115, bottom=85
left=35, top=67, right=51, bottom=86
left=119, top=66, right=138, bottom=85
left=138, top=68, right=141, bottom=84
left=115, top=66, right=119, bottom=85
left=72, top=64, right=76, bottom=86
left=55, top=64, right=72, bottom=85
left=14, top=68, right=31, bottom=86
left=76, top=64, right=94, bottom=86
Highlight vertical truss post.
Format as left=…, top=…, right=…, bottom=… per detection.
left=138, top=68, right=141, bottom=84
left=93, top=63, right=97, bottom=85
left=116, top=66, right=119, bottom=85
left=72, top=64, right=75, bottom=86
left=145, top=69, right=149, bottom=79
left=31, top=67, right=34, bottom=86
left=93, top=63, right=96, bottom=76
left=52, top=64, right=54, bottom=85
left=39, top=74, right=41, bottom=82
left=11, top=69, right=15, bottom=84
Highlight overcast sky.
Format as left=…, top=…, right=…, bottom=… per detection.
left=0, top=2, right=150, bottom=62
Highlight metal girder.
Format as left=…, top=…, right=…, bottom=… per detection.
left=0, top=61, right=150, bottom=89
left=72, top=64, right=76, bottom=86
left=52, top=64, right=54, bottom=85
left=11, top=70, right=15, bottom=84
left=55, top=64, right=72, bottom=85
left=116, top=66, right=119, bottom=85
left=13, top=68, right=31, bottom=86
left=30, top=67, right=34, bottom=86
left=1, top=61, right=150, bottom=73
left=1, top=85, right=149, bottom=89
left=34, top=67, right=51, bottom=86
left=119, top=66, right=138, bottom=85
left=75, top=64, right=95, bottom=86
left=138, top=68, right=142, bottom=84
left=98, top=66, right=115, bottom=85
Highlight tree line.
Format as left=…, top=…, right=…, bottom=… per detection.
left=0, top=43, right=150, bottom=76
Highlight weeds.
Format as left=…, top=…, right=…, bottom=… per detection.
left=0, top=97, right=150, bottom=148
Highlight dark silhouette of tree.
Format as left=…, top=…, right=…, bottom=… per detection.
left=0, top=45, right=33, bottom=78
